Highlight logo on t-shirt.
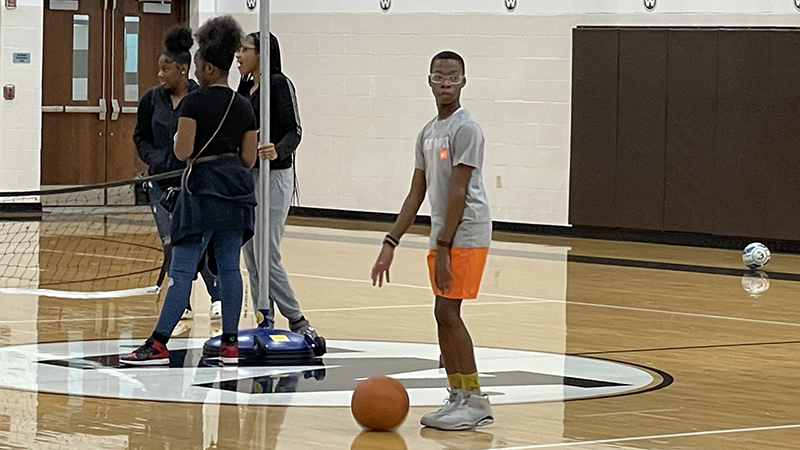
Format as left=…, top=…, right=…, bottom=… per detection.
left=425, top=136, right=450, bottom=161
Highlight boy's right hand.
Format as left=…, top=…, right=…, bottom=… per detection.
left=371, top=244, right=394, bottom=287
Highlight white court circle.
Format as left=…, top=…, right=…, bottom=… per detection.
left=0, top=339, right=660, bottom=406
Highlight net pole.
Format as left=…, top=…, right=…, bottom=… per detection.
left=257, top=0, right=271, bottom=314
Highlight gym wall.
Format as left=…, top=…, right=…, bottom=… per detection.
left=0, top=0, right=43, bottom=193
left=198, top=1, right=800, bottom=234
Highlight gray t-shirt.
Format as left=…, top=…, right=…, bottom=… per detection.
left=415, top=108, right=491, bottom=249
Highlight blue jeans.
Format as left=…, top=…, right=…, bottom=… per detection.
left=145, top=180, right=221, bottom=308
left=154, top=230, right=244, bottom=338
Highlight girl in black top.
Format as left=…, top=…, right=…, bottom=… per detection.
left=235, top=32, right=318, bottom=338
left=122, top=16, right=257, bottom=366
left=133, top=25, right=222, bottom=322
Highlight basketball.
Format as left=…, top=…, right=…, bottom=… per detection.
left=350, top=376, right=409, bottom=431
left=742, top=242, right=771, bottom=270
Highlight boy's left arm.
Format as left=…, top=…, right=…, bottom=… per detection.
left=434, top=164, right=472, bottom=294
left=438, top=165, right=473, bottom=246
left=435, top=123, right=483, bottom=293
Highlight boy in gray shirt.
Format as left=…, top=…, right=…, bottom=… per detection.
left=371, top=51, right=493, bottom=431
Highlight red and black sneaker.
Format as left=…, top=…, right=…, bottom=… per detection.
left=120, top=337, right=169, bottom=366
left=220, top=341, right=238, bottom=366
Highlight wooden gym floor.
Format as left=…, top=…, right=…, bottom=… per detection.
left=1, top=216, right=799, bottom=450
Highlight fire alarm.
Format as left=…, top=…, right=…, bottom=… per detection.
left=3, top=85, right=15, bottom=100
left=5, top=0, right=17, bottom=9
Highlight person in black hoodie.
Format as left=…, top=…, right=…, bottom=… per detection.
left=122, top=16, right=257, bottom=366
left=133, top=25, right=223, bottom=323
left=235, top=32, right=318, bottom=338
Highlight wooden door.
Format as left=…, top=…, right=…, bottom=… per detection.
left=41, top=0, right=106, bottom=185
left=107, top=0, right=184, bottom=182
left=42, top=0, right=185, bottom=185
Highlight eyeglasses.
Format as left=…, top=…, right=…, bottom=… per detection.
left=237, top=46, right=257, bottom=54
left=429, top=73, right=464, bottom=85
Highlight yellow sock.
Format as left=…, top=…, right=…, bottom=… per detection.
left=447, top=373, right=463, bottom=390
left=461, top=373, right=481, bottom=393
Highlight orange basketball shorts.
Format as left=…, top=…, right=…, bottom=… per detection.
left=426, top=247, right=489, bottom=300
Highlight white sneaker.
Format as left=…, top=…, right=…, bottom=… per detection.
left=420, top=389, right=464, bottom=427
left=210, top=301, right=222, bottom=321
left=180, top=309, right=194, bottom=320
left=424, top=391, right=494, bottom=431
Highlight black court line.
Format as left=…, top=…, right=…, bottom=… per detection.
left=284, top=229, right=800, bottom=281
left=563, top=357, right=674, bottom=402
left=568, top=254, right=800, bottom=282
left=572, top=339, right=800, bottom=356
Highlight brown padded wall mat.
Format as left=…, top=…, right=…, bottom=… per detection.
left=615, top=29, right=668, bottom=230
left=569, top=28, right=619, bottom=228
left=664, top=30, right=718, bottom=234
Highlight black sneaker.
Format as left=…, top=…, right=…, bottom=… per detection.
left=290, top=317, right=318, bottom=340
left=120, top=337, right=169, bottom=366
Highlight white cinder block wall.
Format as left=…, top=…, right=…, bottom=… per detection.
left=3, top=1, right=798, bottom=219
left=197, top=0, right=800, bottom=227
left=0, top=0, right=43, bottom=194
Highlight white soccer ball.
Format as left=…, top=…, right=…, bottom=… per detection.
left=742, top=242, right=770, bottom=270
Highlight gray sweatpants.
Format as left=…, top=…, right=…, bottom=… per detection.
left=242, top=167, right=302, bottom=324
